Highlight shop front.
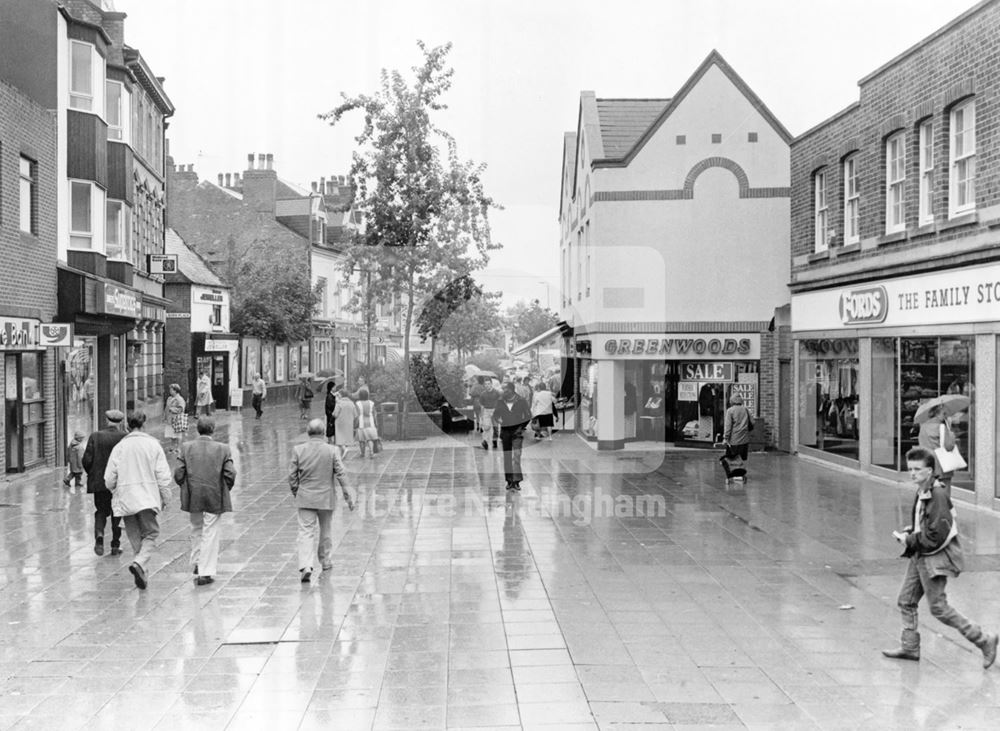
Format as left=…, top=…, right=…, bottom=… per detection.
left=193, top=333, right=239, bottom=410
left=792, top=261, right=1000, bottom=506
left=1, top=317, right=60, bottom=472
left=575, top=333, right=762, bottom=449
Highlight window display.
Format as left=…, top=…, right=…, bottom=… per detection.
left=798, top=339, right=860, bottom=459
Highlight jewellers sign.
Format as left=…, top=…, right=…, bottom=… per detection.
left=793, top=262, right=1000, bottom=331
left=100, top=283, right=141, bottom=319
left=595, top=334, right=759, bottom=360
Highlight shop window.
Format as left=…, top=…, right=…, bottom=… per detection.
left=577, top=359, right=596, bottom=438
left=918, top=120, right=934, bottom=224
left=899, top=337, right=973, bottom=488
left=949, top=99, right=976, bottom=217
left=813, top=169, right=828, bottom=252
left=871, top=338, right=898, bottom=469
left=843, top=154, right=859, bottom=244
left=798, top=339, right=859, bottom=460
left=885, top=133, right=906, bottom=233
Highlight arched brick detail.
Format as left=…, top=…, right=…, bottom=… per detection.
left=683, top=157, right=749, bottom=196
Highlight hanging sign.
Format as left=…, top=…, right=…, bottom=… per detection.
left=679, top=362, right=734, bottom=382
left=38, top=323, right=73, bottom=347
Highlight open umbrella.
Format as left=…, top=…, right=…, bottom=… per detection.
left=476, top=370, right=498, bottom=379
left=914, top=394, right=970, bottom=424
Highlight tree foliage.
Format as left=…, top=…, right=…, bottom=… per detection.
left=507, top=299, right=558, bottom=346
left=229, top=256, right=321, bottom=342
left=416, top=273, right=481, bottom=344
left=320, top=41, right=500, bottom=436
left=438, top=290, right=503, bottom=359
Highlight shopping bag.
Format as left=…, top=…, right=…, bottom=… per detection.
left=372, top=439, right=383, bottom=454
left=935, top=445, right=967, bottom=472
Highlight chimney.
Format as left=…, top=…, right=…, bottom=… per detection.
left=326, top=180, right=335, bottom=195
left=257, top=153, right=265, bottom=170
left=233, top=172, right=241, bottom=186
left=247, top=153, right=255, bottom=170
left=320, top=177, right=326, bottom=193
left=311, top=182, right=318, bottom=192
left=225, top=173, right=231, bottom=187
left=187, top=164, right=194, bottom=173
left=217, top=173, right=224, bottom=186
left=243, top=153, right=277, bottom=213
left=339, top=175, right=346, bottom=185
left=265, top=153, right=274, bottom=171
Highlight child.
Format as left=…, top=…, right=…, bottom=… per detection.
left=64, top=430, right=86, bottom=491
left=882, top=446, right=997, bottom=668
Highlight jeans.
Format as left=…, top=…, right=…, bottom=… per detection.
left=122, top=509, right=159, bottom=569
left=297, top=508, right=333, bottom=571
left=93, top=490, right=122, bottom=548
left=481, top=408, right=495, bottom=445
left=252, top=393, right=263, bottom=418
left=189, top=511, right=222, bottom=577
left=896, top=555, right=986, bottom=651
left=500, top=426, right=524, bottom=483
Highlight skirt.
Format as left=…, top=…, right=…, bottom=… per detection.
left=535, top=413, right=554, bottom=428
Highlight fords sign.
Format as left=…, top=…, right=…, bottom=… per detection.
left=839, top=286, right=887, bottom=325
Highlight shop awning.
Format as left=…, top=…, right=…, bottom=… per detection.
left=511, top=324, right=565, bottom=357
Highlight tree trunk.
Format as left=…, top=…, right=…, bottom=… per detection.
left=400, top=268, right=416, bottom=439
left=429, top=336, right=437, bottom=361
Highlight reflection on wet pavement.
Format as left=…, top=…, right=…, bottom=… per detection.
left=2, top=405, right=1000, bottom=729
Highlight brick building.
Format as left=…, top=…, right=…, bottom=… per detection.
left=789, top=0, right=1000, bottom=507
left=0, top=78, right=59, bottom=472
left=559, top=51, right=791, bottom=450
left=1, top=0, right=173, bottom=465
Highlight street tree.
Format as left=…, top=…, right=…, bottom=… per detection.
left=416, top=274, right=497, bottom=359
left=320, top=41, right=499, bottom=436
left=438, top=290, right=503, bottom=361
left=507, top=299, right=558, bottom=346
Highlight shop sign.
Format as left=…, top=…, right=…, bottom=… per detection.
left=679, top=362, right=733, bottom=382
left=793, top=261, right=1000, bottom=331
left=0, top=317, right=39, bottom=350
left=205, top=338, right=237, bottom=353
left=38, top=323, right=73, bottom=347
left=101, top=283, right=141, bottom=319
left=596, top=334, right=759, bottom=359
left=148, top=254, right=178, bottom=274
left=166, top=312, right=191, bottom=319
left=730, top=382, right=757, bottom=414
left=678, top=382, right=698, bottom=401
left=199, top=292, right=224, bottom=302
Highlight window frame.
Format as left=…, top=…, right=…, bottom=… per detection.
left=19, top=155, right=37, bottom=235
left=885, top=132, right=906, bottom=234
left=69, top=40, right=94, bottom=111
left=814, top=169, right=828, bottom=253
left=949, top=99, right=976, bottom=218
left=918, top=120, right=934, bottom=225
left=105, top=200, right=129, bottom=261
left=843, top=155, right=860, bottom=245
left=105, top=80, right=129, bottom=142
left=70, top=180, right=93, bottom=249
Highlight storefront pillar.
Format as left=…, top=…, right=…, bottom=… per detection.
left=975, top=335, right=995, bottom=507
left=596, top=359, right=624, bottom=450
left=857, top=338, right=872, bottom=467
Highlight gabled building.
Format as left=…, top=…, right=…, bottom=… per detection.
left=559, top=51, right=791, bottom=450
left=789, top=0, right=1000, bottom=506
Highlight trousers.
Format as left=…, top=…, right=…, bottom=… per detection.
left=297, top=508, right=333, bottom=571
left=122, top=509, right=159, bottom=569
left=189, top=511, right=222, bottom=577
left=93, top=490, right=122, bottom=547
left=481, top=408, right=495, bottom=445
left=500, top=426, right=524, bottom=483
left=896, top=555, right=986, bottom=651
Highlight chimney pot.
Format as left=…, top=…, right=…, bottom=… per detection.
left=266, top=153, right=273, bottom=171
left=187, top=164, right=194, bottom=173
left=326, top=181, right=334, bottom=194
left=234, top=172, right=241, bottom=185
left=225, top=173, right=232, bottom=187
left=257, top=153, right=265, bottom=170
left=339, top=175, right=346, bottom=185
left=247, top=153, right=255, bottom=170
left=217, top=173, right=224, bottom=186
left=311, top=182, right=318, bottom=192
left=320, top=176, right=326, bottom=191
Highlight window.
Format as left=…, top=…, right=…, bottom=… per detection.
left=19, top=156, right=36, bottom=234
left=748, top=132, right=758, bottom=143
left=576, top=229, right=582, bottom=300
left=70, top=181, right=92, bottom=248
left=885, top=133, right=906, bottom=233
left=918, top=120, right=934, bottom=224
left=814, top=169, right=828, bottom=252
left=106, top=81, right=124, bottom=141
left=711, top=133, right=722, bottom=144
left=950, top=100, right=976, bottom=216
left=585, top=222, right=591, bottom=297
left=70, top=41, right=93, bottom=110
left=105, top=200, right=128, bottom=260
left=675, top=135, right=686, bottom=145
left=316, top=277, right=328, bottom=317
left=211, top=305, right=222, bottom=327
left=843, top=155, right=859, bottom=244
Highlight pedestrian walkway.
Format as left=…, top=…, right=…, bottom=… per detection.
left=2, top=404, right=1000, bottom=729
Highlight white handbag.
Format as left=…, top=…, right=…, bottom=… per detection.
left=935, top=423, right=967, bottom=472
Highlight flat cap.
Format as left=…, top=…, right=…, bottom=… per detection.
left=105, top=409, right=125, bottom=422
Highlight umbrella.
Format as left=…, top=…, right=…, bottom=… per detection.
left=298, top=371, right=314, bottom=380
left=476, top=370, right=498, bottom=379
left=914, top=394, right=970, bottom=424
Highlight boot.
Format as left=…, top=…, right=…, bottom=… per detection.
left=881, top=647, right=919, bottom=661
left=980, top=633, right=998, bottom=669
left=883, top=629, right=919, bottom=661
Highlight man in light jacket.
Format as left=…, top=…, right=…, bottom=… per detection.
left=289, top=419, right=356, bottom=583
left=105, top=411, right=173, bottom=590
left=174, top=417, right=236, bottom=586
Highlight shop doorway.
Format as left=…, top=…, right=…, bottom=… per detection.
left=196, top=354, right=230, bottom=410
left=5, top=352, right=46, bottom=472
left=64, top=338, right=97, bottom=452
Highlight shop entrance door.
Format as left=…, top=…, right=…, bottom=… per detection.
left=5, top=354, right=22, bottom=472
left=64, top=338, right=97, bottom=455
left=211, top=354, right=228, bottom=409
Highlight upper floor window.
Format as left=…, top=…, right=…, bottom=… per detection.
left=950, top=100, right=976, bottom=217
left=70, top=41, right=93, bottom=110
left=843, top=155, right=859, bottom=245
left=885, top=133, right=906, bottom=233
left=19, top=156, right=37, bottom=234
left=813, top=169, right=828, bottom=253
left=70, top=180, right=93, bottom=248
left=918, top=120, right=934, bottom=225
left=106, top=200, right=129, bottom=260
left=316, top=277, right=328, bottom=317
left=584, top=222, right=591, bottom=297
left=106, top=81, right=128, bottom=142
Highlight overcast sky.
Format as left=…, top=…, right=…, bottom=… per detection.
left=114, top=0, right=977, bottom=308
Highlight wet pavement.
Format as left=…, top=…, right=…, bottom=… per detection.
left=3, top=406, right=1000, bottom=730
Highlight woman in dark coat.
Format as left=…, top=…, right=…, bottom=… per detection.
left=324, top=382, right=338, bottom=442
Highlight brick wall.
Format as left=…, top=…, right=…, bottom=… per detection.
left=790, top=0, right=1000, bottom=288
left=163, top=282, right=192, bottom=408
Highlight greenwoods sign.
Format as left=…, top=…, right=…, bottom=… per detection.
left=594, top=334, right=760, bottom=359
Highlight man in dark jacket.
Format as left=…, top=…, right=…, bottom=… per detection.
left=82, top=409, right=127, bottom=556
left=494, top=382, right=532, bottom=491
left=883, top=446, right=997, bottom=667
left=174, top=417, right=236, bottom=586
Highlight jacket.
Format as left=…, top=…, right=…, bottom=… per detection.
left=531, top=390, right=555, bottom=417
left=82, top=426, right=126, bottom=494
left=494, top=395, right=532, bottom=429
left=105, top=431, right=173, bottom=516
left=174, top=436, right=236, bottom=514
left=325, top=390, right=338, bottom=438
left=333, top=396, right=356, bottom=445
left=723, top=405, right=753, bottom=445
left=902, top=482, right=964, bottom=577
left=67, top=436, right=85, bottom=473
left=479, top=386, right=500, bottom=410
left=288, top=437, right=346, bottom=510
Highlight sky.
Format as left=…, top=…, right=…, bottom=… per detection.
left=113, top=0, right=978, bottom=309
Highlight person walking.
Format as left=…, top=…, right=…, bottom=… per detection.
left=515, top=376, right=532, bottom=403
left=63, top=430, right=86, bottom=491
left=195, top=371, right=212, bottom=416
left=174, top=417, right=236, bottom=586
left=333, top=389, right=356, bottom=460
left=294, top=375, right=314, bottom=420
left=324, top=381, right=338, bottom=443
left=883, top=446, right=997, bottom=668
left=470, top=376, right=486, bottom=433
left=288, top=418, right=356, bottom=583
left=495, top=382, right=532, bottom=491
left=105, top=411, right=173, bottom=590
left=530, top=381, right=556, bottom=440
left=722, top=393, right=754, bottom=463
left=251, top=373, right=267, bottom=419
left=918, top=404, right=958, bottom=491
left=355, top=387, right=379, bottom=458
left=164, top=383, right=187, bottom=455
left=479, top=379, right=500, bottom=450
left=82, top=410, right=127, bottom=556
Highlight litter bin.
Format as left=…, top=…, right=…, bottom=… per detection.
left=380, top=402, right=399, bottom=440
